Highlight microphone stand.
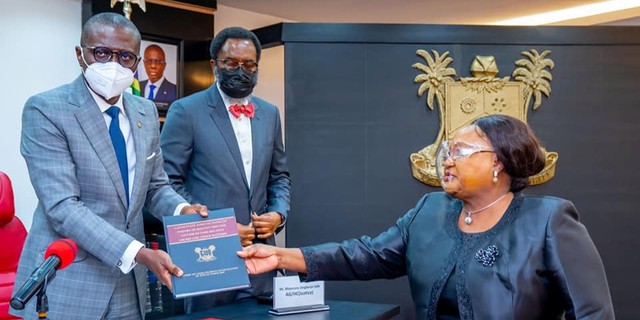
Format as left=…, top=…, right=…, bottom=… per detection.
left=36, top=276, right=49, bottom=319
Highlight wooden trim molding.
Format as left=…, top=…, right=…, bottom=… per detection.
left=146, top=0, right=216, bottom=15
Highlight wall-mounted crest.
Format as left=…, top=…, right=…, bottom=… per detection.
left=110, top=0, right=146, bottom=20
left=410, top=50, right=558, bottom=187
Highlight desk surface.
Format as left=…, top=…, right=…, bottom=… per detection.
left=165, top=299, right=400, bottom=320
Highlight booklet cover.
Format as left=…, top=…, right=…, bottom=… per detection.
left=163, top=208, right=250, bottom=299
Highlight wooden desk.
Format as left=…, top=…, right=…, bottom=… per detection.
left=164, top=299, right=400, bottom=320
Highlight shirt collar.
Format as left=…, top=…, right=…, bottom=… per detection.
left=148, top=76, right=165, bottom=87
left=83, top=81, right=125, bottom=115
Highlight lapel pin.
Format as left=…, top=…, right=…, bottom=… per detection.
left=137, top=121, right=142, bottom=128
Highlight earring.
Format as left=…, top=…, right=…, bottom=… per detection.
left=492, top=170, right=498, bottom=183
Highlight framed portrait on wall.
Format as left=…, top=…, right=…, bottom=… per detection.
left=137, top=35, right=183, bottom=117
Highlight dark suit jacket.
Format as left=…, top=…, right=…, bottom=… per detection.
left=140, top=78, right=176, bottom=102
left=12, top=75, right=186, bottom=319
left=301, top=192, right=614, bottom=320
left=160, top=84, right=291, bottom=307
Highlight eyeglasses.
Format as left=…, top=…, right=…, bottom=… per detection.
left=438, top=140, right=495, bottom=162
left=435, top=140, right=495, bottom=184
left=144, top=59, right=166, bottom=65
left=82, top=46, right=139, bottom=68
left=215, top=58, right=258, bottom=72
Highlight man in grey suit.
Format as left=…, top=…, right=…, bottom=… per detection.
left=160, top=27, right=291, bottom=312
left=11, top=13, right=206, bottom=320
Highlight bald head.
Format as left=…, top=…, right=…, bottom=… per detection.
left=143, top=45, right=167, bottom=83
left=144, top=45, right=165, bottom=59
left=81, top=12, right=141, bottom=47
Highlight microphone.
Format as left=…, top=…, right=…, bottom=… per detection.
left=10, top=238, right=77, bottom=310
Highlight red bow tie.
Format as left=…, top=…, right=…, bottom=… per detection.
left=229, top=103, right=255, bottom=119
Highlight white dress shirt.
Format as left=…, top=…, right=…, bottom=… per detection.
left=217, top=83, right=253, bottom=188
left=86, top=84, right=136, bottom=200
left=144, top=76, right=166, bottom=99
left=85, top=83, right=184, bottom=274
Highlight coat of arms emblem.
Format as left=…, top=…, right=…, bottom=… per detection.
left=194, top=244, right=217, bottom=262
left=410, top=49, right=558, bottom=187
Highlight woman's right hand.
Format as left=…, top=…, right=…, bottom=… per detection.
left=237, top=244, right=279, bottom=274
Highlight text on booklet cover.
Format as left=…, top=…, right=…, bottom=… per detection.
left=163, top=208, right=250, bottom=299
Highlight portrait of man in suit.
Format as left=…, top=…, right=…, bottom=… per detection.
left=160, top=26, right=291, bottom=312
left=10, top=12, right=206, bottom=320
left=139, top=42, right=178, bottom=113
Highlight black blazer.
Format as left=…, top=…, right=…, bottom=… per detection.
left=301, top=192, right=614, bottom=319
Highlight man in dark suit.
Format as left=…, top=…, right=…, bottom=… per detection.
left=160, top=27, right=291, bottom=312
left=11, top=13, right=206, bottom=320
left=140, top=44, right=176, bottom=103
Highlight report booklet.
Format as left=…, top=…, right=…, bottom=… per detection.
left=163, top=208, right=250, bottom=299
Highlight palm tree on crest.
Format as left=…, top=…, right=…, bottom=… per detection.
left=512, top=49, right=554, bottom=122
left=413, top=50, right=456, bottom=145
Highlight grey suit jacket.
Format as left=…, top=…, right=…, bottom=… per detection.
left=160, top=84, right=291, bottom=301
left=11, top=75, right=186, bottom=319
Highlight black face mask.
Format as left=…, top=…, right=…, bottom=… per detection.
left=217, top=67, right=258, bottom=99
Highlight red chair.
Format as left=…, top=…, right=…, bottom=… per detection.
left=0, top=171, right=26, bottom=319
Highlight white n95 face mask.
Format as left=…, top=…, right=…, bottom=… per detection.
left=82, top=53, right=134, bottom=100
